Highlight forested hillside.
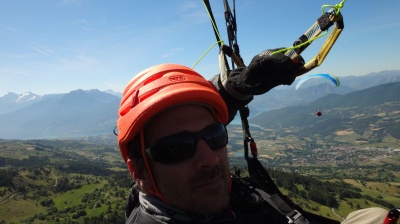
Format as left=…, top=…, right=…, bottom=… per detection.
left=1, top=138, right=399, bottom=223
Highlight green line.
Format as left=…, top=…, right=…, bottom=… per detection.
left=272, top=0, right=346, bottom=55
left=193, top=1, right=226, bottom=69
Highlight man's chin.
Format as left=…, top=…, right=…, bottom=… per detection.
left=191, top=199, right=229, bottom=215
left=190, top=189, right=230, bottom=214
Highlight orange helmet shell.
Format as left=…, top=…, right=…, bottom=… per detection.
left=117, top=64, right=229, bottom=163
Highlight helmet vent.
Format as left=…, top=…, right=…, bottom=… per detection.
left=130, top=90, right=139, bottom=108
left=143, top=73, right=164, bottom=85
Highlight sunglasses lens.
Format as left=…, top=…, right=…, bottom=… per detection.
left=148, top=123, right=228, bottom=164
left=151, top=135, right=196, bottom=164
left=203, top=123, right=228, bottom=150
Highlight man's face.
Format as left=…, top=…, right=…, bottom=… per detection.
left=144, top=104, right=230, bottom=214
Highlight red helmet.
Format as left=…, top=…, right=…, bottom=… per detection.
left=117, top=64, right=229, bottom=202
left=117, top=63, right=228, bottom=165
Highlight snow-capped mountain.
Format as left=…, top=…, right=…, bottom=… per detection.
left=0, top=89, right=121, bottom=139
left=0, top=92, right=40, bottom=103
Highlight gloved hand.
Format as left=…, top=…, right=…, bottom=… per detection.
left=211, top=48, right=304, bottom=122
left=229, top=48, right=304, bottom=95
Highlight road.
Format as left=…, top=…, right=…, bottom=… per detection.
left=0, top=193, right=19, bottom=205
left=51, top=170, right=58, bottom=187
left=0, top=167, right=58, bottom=205
left=331, top=208, right=345, bottom=221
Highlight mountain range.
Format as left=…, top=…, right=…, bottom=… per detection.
left=249, top=81, right=400, bottom=140
left=0, top=89, right=120, bottom=139
left=249, top=70, right=400, bottom=113
left=0, top=70, right=399, bottom=140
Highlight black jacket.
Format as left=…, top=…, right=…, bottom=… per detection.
left=125, top=177, right=290, bottom=224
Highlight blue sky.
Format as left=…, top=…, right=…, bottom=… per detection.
left=1, top=0, right=400, bottom=96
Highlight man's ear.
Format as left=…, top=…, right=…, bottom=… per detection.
left=127, top=158, right=152, bottom=191
left=127, top=158, right=143, bottom=179
left=127, top=158, right=135, bottom=178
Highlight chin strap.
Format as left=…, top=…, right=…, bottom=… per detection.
left=139, top=128, right=168, bottom=204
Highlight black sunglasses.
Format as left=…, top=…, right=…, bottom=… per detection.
left=145, top=123, right=228, bottom=164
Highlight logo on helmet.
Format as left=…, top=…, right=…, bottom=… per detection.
left=169, top=75, right=186, bottom=82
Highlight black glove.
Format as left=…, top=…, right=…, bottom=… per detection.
left=212, top=48, right=304, bottom=122
left=229, top=48, right=304, bottom=95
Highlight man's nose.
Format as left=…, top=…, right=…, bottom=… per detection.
left=194, top=139, right=220, bottom=169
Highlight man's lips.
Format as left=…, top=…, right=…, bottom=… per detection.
left=193, top=173, right=223, bottom=188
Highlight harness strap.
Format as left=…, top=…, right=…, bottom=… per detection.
left=256, top=190, right=310, bottom=224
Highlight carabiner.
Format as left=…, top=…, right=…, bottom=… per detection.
left=282, top=8, right=344, bottom=76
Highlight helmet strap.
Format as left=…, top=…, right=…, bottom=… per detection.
left=139, top=128, right=169, bottom=204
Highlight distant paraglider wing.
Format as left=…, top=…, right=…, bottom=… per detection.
left=295, top=73, right=340, bottom=90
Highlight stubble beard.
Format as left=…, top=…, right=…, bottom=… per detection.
left=160, top=164, right=231, bottom=215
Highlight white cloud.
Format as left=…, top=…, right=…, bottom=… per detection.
left=58, top=54, right=100, bottom=70
left=178, top=1, right=209, bottom=24
left=77, top=54, right=101, bottom=66
left=0, top=24, right=17, bottom=33
left=60, top=0, right=82, bottom=7
left=0, top=67, right=30, bottom=75
left=33, top=47, right=54, bottom=57
left=0, top=67, right=48, bottom=77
